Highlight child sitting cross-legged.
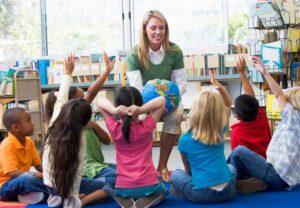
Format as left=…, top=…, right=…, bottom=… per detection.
left=228, top=57, right=300, bottom=193
left=43, top=55, right=114, bottom=208
left=170, top=70, right=236, bottom=204
left=0, top=108, right=48, bottom=204
left=97, top=86, right=168, bottom=208
left=231, top=56, right=271, bottom=158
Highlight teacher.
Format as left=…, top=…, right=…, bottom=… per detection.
left=126, top=10, right=187, bottom=182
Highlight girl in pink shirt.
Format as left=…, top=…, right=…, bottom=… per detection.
left=97, top=86, right=168, bottom=208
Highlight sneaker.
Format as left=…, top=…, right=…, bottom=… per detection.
left=135, top=193, right=163, bottom=208
left=114, top=195, right=135, bottom=208
left=237, top=177, right=268, bottom=193
left=18, top=192, right=44, bottom=204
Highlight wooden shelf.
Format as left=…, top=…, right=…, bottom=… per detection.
left=41, top=74, right=241, bottom=92
left=42, top=80, right=122, bottom=92
left=187, top=74, right=240, bottom=82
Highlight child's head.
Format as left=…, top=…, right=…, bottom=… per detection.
left=115, top=86, right=143, bottom=143
left=189, top=91, right=227, bottom=145
left=45, top=87, right=84, bottom=123
left=3, top=107, right=34, bottom=137
left=234, top=94, right=259, bottom=122
left=46, top=98, right=92, bottom=199
left=284, top=87, right=300, bottom=110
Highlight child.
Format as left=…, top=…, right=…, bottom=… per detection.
left=97, top=86, right=168, bottom=208
left=231, top=56, right=271, bottom=158
left=45, top=89, right=116, bottom=188
left=0, top=107, right=48, bottom=204
left=228, top=57, right=300, bottom=192
left=171, top=70, right=236, bottom=204
left=43, top=55, right=114, bottom=207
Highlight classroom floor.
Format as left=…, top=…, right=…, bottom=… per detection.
left=101, top=141, right=232, bottom=170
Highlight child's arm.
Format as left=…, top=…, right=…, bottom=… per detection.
left=49, top=54, right=75, bottom=126
left=80, top=190, right=109, bottom=206
left=210, top=70, right=231, bottom=117
left=237, top=56, right=255, bottom=97
left=180, top=153, right=191, bottom=175
left=34, top=164, right=43, bottom=172
left=96, top=97, right=118, bottom=119
left=84, top=53, right=115, bottom=104
left=252, top=57, right=287, bottom=109
left=86, top=120, right=111, bottom=145
left=127, top=96, right=166, bottom=122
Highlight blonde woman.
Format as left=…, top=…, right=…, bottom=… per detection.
left=126, top=10, right=187, bottom=182
left=171, top=70, right=236, bottom=203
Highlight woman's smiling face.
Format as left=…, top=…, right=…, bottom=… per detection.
left=145, top=17, right=166, bottom=50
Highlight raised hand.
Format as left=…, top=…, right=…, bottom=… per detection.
left=209, top=69, right=217, bottom=86
left=252, top=56, right=267, bottom=75
left=237, top=56, right=247, bottom=75
left=64, top=53, right=75, bottom=75
left=103, top=53, right=115, bottom=74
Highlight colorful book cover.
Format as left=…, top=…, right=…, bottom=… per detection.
left=266, top=94, right=281, bottom=119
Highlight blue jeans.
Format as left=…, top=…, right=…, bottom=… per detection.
left=228, top=146, right=289, bottom=190
left=80, top=178, right=114, bottom=197
left=0, top=173, right=48, bottom=201
left=47, top=178, right=114, bottom=198
left=94, top=163, right=116, bottom=188
left=171, top=170, right=236, bottom=204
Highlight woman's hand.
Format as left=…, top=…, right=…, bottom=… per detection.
left=64, top=53, right=75, bottom=75
left=252, top=56, right=268, bottom=75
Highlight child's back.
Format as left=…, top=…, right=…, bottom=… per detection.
left=231, top=57, right=271, bottom=158
left=179, top=131, right=231, bottom=189
left=231, top=106, right=271, bottom=158
left=106, top=114, right=157, bottom=188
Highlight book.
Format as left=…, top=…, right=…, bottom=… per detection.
left=266, top=94, right=281, bottom=119
left=255, top=2, right=283, bottom=27
left=261, top=41, right=283, bottom=72
left=274, top=0, right=300, bottom=24
left=285, top=28, right=300, bottom=52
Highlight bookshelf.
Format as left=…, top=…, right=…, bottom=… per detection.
left=0, top=69, right=45, bottom=140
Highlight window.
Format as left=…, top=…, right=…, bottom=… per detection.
left=46, top=0, right=123, bottom=55
left=131, top=0, right=228, bottom=54
left=0, top=0, right=41, bottom=64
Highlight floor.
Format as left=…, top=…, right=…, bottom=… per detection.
left=101, top=140, right=232, bottom=170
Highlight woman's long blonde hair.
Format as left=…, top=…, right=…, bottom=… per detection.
left=138, top=10, right=172, bottom=69
left=189, top=91, right=227, bottom=145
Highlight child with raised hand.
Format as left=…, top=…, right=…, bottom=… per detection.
left=44, top=53, right=116, bottom=188
left=228, top=57, right=300, bottom=193
left=231, top=56, right=271, bottom=158
left=43, top=54, right=114, bottom=208
left=170, top=70, right=236, bottom=204
left=0, top=108, right=48, bottom=204
left=97, top=86, right=168, bottom=208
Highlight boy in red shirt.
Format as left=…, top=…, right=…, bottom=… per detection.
left=230, top=56, right=271, bottom=158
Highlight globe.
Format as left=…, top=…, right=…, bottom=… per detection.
left=141, top=79, right=180, bottom=114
